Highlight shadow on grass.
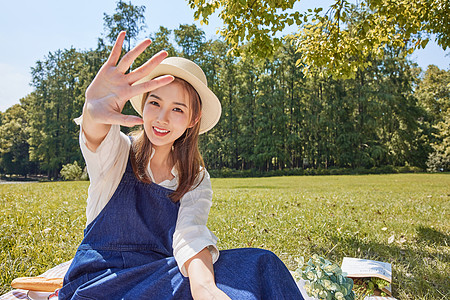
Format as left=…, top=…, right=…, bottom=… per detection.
left=307, top=231, right=450, bottom=299
left=416, top=225, right=449, bottom=247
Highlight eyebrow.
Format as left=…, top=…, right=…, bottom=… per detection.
left=148, top=94, right=188, bottom=108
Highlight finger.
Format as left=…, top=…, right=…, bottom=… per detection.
left=106, top=111, right=144, bottom=127
left=106, top=31, right=126, bottom=66
left=116, top=38, right=152, bottom=74
left=126, top=50, right=169, bottom=84
left=130, top=75, right=175, bottom=98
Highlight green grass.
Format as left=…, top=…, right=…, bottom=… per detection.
left=1, top=174, right=449, bottom=299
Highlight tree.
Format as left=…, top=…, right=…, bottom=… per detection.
left=415, top=65, right=450, bottom=124
left=416, top=65, right=450, bottom=171
left=28, top=48, right=85, bottom=178
left=174, top=24, right=206, bottom=61
left=198, top=39, right=230, bottom=169
left=372, top=50, right=427, bottom=167
left=134, top=26, right=177, bottom=68
left=188, top=0, right=449, bottom=78
left=103, top=0, right=146, bottom=52
left=0, top=103, right=32, bottom=176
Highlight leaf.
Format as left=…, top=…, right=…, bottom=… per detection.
left=388, top=234, right=395, bottom=244
left=420, top=39, right=429, bottom=49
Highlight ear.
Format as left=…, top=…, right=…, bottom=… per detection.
left=188, top=113, right=201, bottom=128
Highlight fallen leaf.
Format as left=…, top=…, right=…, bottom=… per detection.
left=388, top=234, right=395, bottom=244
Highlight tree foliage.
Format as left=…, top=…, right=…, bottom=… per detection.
left=0, top=103, right=33, bottom=176
left=188, top=0, right=449, bottom=78
left=103, top=0, right=146, bottom=52
left=416, top=65, right=450, bottom=171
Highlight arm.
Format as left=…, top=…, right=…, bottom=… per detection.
left=173, top=170, right=219, bottom=276
left=185, top=248, right=230, bottom=300
left=80, top=31, right=173, bottom=151
left=172, top=171, right=228, bottom=299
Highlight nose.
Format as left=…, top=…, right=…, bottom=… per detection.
left=156, top=108, right=169, bottom=125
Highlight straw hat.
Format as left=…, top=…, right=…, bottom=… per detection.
left=129, top=57, right=221, bottom=134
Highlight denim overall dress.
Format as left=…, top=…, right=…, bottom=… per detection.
left=60, top=156, right=303, bottom=299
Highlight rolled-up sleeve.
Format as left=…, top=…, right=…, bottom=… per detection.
left=172, top=170, right=219, bottom=277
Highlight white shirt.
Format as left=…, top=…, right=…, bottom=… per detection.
left=79, top=124, right=219, bottom=277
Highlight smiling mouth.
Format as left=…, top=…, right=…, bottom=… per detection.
left=153, top=126, right=170, bottom=136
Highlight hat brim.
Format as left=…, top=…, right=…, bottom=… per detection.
left=130, top=62, right=221, bottom=134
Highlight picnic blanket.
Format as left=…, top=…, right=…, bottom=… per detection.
left=1, top=262, right=397, bottom=300
left=4, top=263, right=306, bottom=299
left=0, top=261, right=71, bottom=300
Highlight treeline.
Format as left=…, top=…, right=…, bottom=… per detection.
left=198, top=45, right=449, bottom=173
left=0, top=8, right=449, bottom=179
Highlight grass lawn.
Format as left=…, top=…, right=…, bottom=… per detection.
left=0, top=174, right=449, bottom=299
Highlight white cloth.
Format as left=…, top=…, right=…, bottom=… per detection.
left=79, top=124, right=219, bottom=277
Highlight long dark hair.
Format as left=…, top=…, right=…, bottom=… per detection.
left=130, top=77, right=204, bottom=202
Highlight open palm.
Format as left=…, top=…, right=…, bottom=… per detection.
left=84, top=31, right=173, bottom=127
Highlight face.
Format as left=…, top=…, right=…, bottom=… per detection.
left=142, top=82, right=194, bottom=149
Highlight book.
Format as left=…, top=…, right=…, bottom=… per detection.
left=341, top=257, right=395, bottom=298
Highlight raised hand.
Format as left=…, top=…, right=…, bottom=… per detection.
left=84, top=31, right=173, bottom=127
left=81, top=31, right=174, bottom=150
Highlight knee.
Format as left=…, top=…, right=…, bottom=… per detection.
left=254, top=249, right=286, bottom=270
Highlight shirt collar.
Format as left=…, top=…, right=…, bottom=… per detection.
left=147, top=147, right=178, bottom=182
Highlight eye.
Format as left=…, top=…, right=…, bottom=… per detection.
left=148, top=100, right=159, bottom=107
left=173, top=107, right=184, bottom=113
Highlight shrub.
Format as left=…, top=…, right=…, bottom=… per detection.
left=80, top=166, right=89, bottom=181
left=207, top=165, right=424, bottom=178
left=60, top=161, right=83, bottom=181
left=396, top=166, right=423, bottom=173
left=426, top=151, right=450, bottom=172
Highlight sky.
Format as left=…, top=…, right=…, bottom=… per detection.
left=1, top=0, right=449, bottom=112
